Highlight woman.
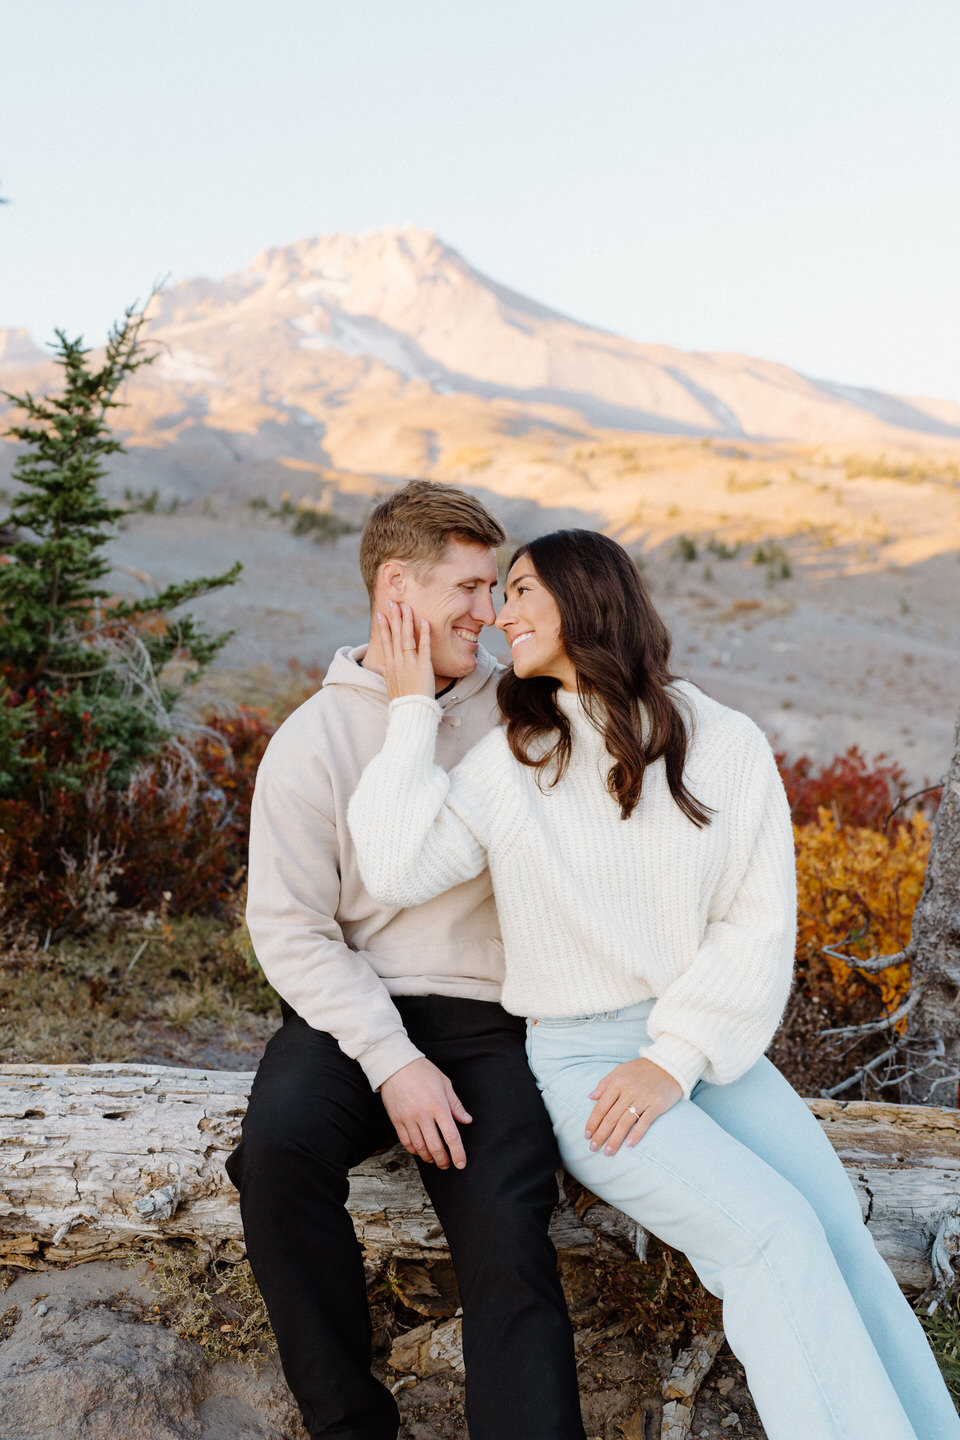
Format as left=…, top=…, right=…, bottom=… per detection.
left=348, top=529, right=957, bottom=1440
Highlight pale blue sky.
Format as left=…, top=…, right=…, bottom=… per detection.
left=2, top=0, right=958, bottom=400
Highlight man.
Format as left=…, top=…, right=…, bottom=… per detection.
left=227, top=480, right=585, bottom=1440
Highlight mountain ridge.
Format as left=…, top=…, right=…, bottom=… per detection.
left=3, top=226, right=959, bottom=450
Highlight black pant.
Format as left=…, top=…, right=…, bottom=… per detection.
left=226, top=995, right=586, bottom=1440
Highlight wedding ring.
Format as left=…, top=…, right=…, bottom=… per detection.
left=627, top=1105, right=640, bottom=1119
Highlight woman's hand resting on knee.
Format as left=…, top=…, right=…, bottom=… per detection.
left=585, top=1059, right=683, bottom=1155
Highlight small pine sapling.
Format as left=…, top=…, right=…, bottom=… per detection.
left=0, top=301, right=241, bottom=796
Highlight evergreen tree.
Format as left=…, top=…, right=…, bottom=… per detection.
left=0, top=302, right=241, bottom=795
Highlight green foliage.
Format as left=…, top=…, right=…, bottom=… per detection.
left=706, top=536, right=740, bottom=560
left=752, top=541, right=791, bottom=581
left=0, top=303, right=242, bottom=802
left=918, top=1303, right=960, bottom=1402
left=122, top=485, right=179, bottom=515
left=290, top=507, right=354, bottom=541
left=672, top=534, right=698, bottom=562
left=1, top=314, right=145, bottom=679
left=249, top=493, right=356, bottom=544
left=0, top=680, right=35, bottom=792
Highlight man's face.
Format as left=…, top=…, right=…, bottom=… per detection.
left=400, top=540, right=499, bottom=687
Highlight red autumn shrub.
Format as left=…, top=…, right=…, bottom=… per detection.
left=112, top=707, right=274, bottom=914
left=775, top=745, right=921, bottom=829
left=0, top=704, right=276, bottom=933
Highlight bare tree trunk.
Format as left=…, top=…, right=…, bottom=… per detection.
left=2, top=1064, right=959, bottom=1291
left=902, top=707, right=960, bottom=1104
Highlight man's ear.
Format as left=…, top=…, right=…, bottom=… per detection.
left=378, top=560, right=408, bottom=602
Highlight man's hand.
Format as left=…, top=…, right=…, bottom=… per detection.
left=380, top=1057, right=472, bottom=1169
left=585, top=1057, right=682, bottom=1156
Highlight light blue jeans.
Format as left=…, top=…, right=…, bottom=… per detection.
left=526, top=1001, right=959, bottom=1440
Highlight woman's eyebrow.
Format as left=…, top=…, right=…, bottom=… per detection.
left=504, top=572, right=535, bottom=595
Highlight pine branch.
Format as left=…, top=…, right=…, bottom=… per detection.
left=110, top=562, right=243, bottom=618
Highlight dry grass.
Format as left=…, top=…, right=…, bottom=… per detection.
left=139, top=1244, right=275, bottom=1367
left=0, top=912, right=278, bottom=1068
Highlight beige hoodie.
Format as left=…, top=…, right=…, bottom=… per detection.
left=246, top=643, right=505, bottom=1090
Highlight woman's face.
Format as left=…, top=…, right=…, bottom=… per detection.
left=496, top=556, right=577, bottom=691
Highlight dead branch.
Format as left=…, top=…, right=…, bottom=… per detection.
left=821, top=990, right=919, bottom=1041
left=886, top=781, right=946, bottom=829
left=820, top=1047, right=900, bottom=1099
left=822, top=939, right=914, bottom=975
left=821, top=915, right=914, bottom=976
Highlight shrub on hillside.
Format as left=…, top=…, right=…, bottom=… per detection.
left=775, top=746, right=936, bottom=1027
left=775, top=745, right=916, bottom=829
left=112, top=707, right=274, bottom=913
left=793, top=807, right=931, bottom=1015
left=0, top=705, right=275, bottom=933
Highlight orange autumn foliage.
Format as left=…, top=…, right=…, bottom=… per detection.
left=793, top=807, right=930, bottom=1013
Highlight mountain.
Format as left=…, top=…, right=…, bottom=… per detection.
left=0, top=328, right=47, bottom=372
left=3, top=227, right=960, bottom=514
left=136, top=226, right=960, bottom=441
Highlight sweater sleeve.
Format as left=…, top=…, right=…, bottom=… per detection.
left=348, top=694, right=491, bottom=907
left=638, top=733, right=797, bottom=1098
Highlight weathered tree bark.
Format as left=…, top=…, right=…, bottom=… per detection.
left=2, top=1063, right=959, bottom=1292
left=902, top=706, right=960, bottom=1103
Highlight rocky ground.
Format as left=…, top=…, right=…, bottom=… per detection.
left=0, top=1252, right=766, bottom=1440
left=106, top=436, right=960, bottom=789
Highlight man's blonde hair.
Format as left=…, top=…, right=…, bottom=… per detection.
left=358, top=480, right=505, bottom=599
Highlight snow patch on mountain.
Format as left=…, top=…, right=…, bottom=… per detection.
left=293, top=310, right=443, bottom=384
left=156, top=349, right=220, bottom=386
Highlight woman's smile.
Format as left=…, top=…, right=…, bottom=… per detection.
left=496, top=558, right=576, bottom=689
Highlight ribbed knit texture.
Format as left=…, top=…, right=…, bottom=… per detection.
left=349, top=681, right=797, bottom=1099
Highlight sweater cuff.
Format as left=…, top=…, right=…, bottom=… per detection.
left=388, top=693, right=442, bottom=717
left=637, top=1035, right=708, bottom=1101
left=357, top=1030, right=426, bottom=1092
left=385, top=694, right=443, bottom=754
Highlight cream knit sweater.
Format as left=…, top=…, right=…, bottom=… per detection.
left=348, top=682, right=796, bottom=1099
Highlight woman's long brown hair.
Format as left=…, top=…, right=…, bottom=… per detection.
left=497, top=530, right=713, bottom=825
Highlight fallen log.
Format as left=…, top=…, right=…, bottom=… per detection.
left=1, top=1064, right=958, bottom=1290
